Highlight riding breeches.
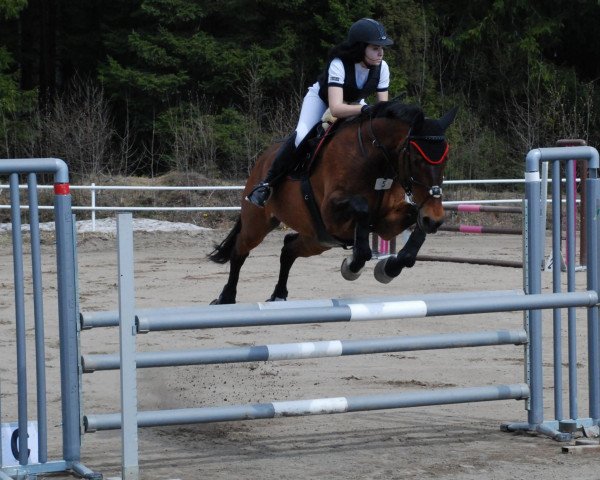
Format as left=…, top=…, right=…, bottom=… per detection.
left=295, top=88, right=327, bottom=147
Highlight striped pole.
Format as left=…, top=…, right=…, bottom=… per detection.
left=135, top=291, right=597, bottom=333
left=84, top=384, right=530, bottom=432
left=81, top=290, right=526, bottom=330
left=444, top=204, right=522, bottom=214
left=82, top=329, right=527, bottom=372
left=438, top=225, right=522, bottom=235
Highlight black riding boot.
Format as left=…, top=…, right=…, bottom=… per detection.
left=246, top=133, right=297, bottom=208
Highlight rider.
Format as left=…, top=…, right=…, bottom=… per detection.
left=245, top=18, right=393, bottom=207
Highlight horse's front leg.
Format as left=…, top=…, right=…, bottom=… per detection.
left=340, top=196, right=372, bottom=281
left=373, top=227, right=426, bottom=284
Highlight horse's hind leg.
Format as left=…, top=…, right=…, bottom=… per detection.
left=268, top=233, right=328, bottom=301
left=211, top=250, right=249, bottom=304
left=211, top=215, right=280, bottom=304
left=373, top=227, right=426, bottom=284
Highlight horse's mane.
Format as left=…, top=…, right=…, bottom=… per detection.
left=370, top=101, right=424, bottom=128
left=339, top=101, right=422, bottom=128
left=338, top=101, right=448, bottom=139
left=367, top=101, right=449, bottom=138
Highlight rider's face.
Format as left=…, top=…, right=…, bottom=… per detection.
left=363, top=44, right=384, bottom=66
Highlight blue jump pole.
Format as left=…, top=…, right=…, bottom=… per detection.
left=0, top=158, right=99, bottom=479
left=502, top=146, right=600, bottom=440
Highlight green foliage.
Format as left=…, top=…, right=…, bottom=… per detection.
left=0, top=0, right=38, bottom=157
left=211, top=107, right=269, bottom=177
left=141, top=0, right=205, bottom=23
left=1, top=0, right=600, bottom=180
left=101, top=56, right=189, bottom=96
left=0, top=0, right=26, bottom=114
left=0, top=0, right=26, bottom=19
left=445, top=109, right=517, bottom=180
left=0, top=48, right=17, bottom=112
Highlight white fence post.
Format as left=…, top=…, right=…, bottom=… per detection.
left=91, top=183, right=96, bottom=232
left=117, top=213, right=139, bottom=479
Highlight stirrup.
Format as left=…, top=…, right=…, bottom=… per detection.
left=245, top=183, right=272, bottom=208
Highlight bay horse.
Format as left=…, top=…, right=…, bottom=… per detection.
left=209, top=101, right=457, bottom=304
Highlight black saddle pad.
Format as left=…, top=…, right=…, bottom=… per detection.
left=289, top=120, right=345, bottom=179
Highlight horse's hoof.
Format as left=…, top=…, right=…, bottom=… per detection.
left=210, top=294, right=235, bottom=305
left=374, top=258, right=394, bottom=284
left=341, top=257, right=362, bottom=281
left=266, top=296, right=287, bottom=302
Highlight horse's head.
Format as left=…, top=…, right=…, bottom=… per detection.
left=368, top=102, right=457, bottom=233
left=397, top=106, right=457, bottom=233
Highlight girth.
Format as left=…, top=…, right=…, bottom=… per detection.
left=300, top=177, right=352, bottom=248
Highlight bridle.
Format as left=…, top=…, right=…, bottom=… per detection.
left=401, top=134, right=447, bottom=208
left=358, top=116, right=447, bottom=210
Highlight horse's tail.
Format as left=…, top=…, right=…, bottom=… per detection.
left=208, top=216, right=242, bottom=264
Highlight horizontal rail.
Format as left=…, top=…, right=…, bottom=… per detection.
left=0, top=184, right=245, bottom=191
left=416, top=255, right=523, bottom=269
left=81, top=329, right=527, bottom=372
left=135, top=291, right=598, bottom=333
left=0, top=205, right=242, bottom=213
left=2, top=177, right=583, bottom=192
left=0, top=199, right=579, bottom=213
left=439, top=225, right=522, bottom=235
left=444, top=204, right=522, bottom=213
left=71, top=206, right=241, bottom=212
left=84, top=383, right=530, bottom=432
left=0, top=179, right=579, bottom=221
left=81, top=290, right=526, bottom=329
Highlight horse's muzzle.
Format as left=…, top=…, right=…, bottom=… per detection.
left=418, top=214, right=444, bottom=234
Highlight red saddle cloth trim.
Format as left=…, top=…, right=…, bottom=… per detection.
left=312, top=123, right=335, bottom=160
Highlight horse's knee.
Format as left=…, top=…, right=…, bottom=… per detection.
left=398, top=250, right=416, bottom=268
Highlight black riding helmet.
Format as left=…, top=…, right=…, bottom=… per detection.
left=347, top=18, right=393, bottom=46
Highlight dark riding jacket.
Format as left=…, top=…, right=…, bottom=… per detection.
left=317, top=58, right=382, bottom=106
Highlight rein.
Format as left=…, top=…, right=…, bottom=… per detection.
left=357, top=117, right=398, bottom=225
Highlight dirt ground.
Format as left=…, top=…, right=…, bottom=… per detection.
left=1, top=225, right=599, bottom=479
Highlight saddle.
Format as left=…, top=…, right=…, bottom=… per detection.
left=289, top=117, right=343, bottom=179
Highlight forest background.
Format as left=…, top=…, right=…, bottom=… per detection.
left=1, top=0, right=599, bottom=185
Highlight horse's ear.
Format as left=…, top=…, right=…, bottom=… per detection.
left=411, top=110, right=425, bottom=132
left=437, top=106, right=459, bottom=131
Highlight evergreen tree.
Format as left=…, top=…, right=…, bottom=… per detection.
left=0, top=0, right=37, bottom=157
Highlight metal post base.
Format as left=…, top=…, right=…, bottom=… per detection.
left=72, top=461, right=104, bottom=480
left=500, top=421, right=572, bottom=442
left=0, top=462, right=102, bottom=480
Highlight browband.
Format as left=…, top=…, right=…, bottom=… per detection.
left=408, top=135, right=445, bottom=141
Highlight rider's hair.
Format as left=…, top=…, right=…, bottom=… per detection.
left=327, top=41, right=366, bottom=64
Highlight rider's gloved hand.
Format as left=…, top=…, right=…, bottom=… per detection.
left=361, top=104, right=373, bottom=116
